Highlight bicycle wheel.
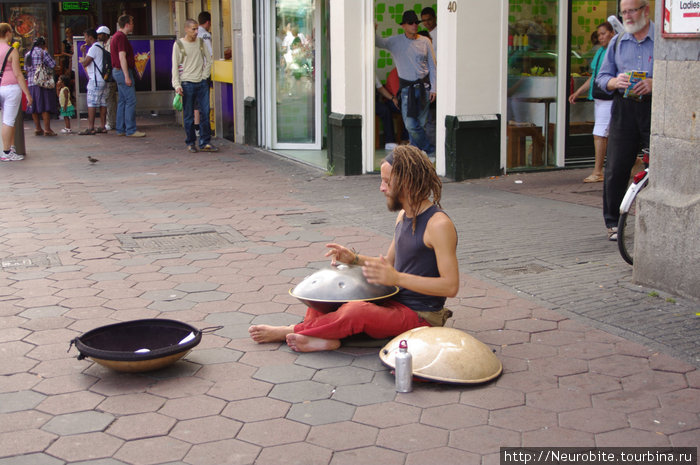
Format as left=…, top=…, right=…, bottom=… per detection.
left=618, top=190, right=640, bottom=265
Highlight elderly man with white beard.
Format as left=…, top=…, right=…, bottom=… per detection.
left=595, top=0, right=654, bottom=241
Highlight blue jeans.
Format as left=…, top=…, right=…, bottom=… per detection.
left=400, top=85, right=434, bottom=154
left=182, top=80, right=211, bottom=147
left=113, top=68, right=137, bottom=135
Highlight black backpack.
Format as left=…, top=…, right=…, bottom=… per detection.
left=94, top=44, right=114, bottom=82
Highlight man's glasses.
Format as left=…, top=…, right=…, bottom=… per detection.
left=620, top=6, right=644, bottom=16
left=405, top=21, right=420, bottom=25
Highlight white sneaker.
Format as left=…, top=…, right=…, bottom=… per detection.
left=105, top=124, right=112, bottom=131
left=1, top=150, right=23, bottom=161
left=384, top=143, right=397, bottom=151
left=61, top=128, right=72, bottom=134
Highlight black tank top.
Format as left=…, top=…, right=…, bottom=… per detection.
left=393, top=204, right=446, bottom=312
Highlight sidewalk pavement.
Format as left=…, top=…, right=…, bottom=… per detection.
left=1, top=120, right=698, bottom=465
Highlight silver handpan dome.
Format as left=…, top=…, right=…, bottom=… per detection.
left=380, top=326, right=502, bottom=384
left=290, top=264, right=399, bottom=313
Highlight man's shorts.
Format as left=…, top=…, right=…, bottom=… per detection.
left=87, top=82, right=107, bottom=108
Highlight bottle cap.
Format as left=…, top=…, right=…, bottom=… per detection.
left=399, top=340, right=407, bottom=349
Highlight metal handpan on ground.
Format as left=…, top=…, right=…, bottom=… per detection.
left=71, top=319, right=203, bottom=372
left=380, top=326, right=502, bottom=384
left=290, top=264, right=399, bottom=313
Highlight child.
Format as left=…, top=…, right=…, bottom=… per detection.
left=57, top=75, right=75, bottom=133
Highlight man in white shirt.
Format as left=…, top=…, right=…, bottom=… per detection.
left=172, top=19, right=216, bottom=152
left=78, top=27, right=109, bottom=134
left=194, top=11, right=214, bottom=137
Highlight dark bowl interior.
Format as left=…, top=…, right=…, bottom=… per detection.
left=73, top=319, right=201, bottom=361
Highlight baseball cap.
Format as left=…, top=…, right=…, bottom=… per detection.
left=96, top=26, right=111, bottom=35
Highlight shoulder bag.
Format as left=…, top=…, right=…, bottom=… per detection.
left=33, top=50, right=56, bottom=89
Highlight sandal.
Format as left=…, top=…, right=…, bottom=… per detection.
left=44, top=130, right=58, bottom=136
left=34, top=129, right=44, bottom=136
left=583, top=174, right=604, bottom=183
left=95, top=127, right=107, bottom=134
left=78, top=128, right=96, bottom=135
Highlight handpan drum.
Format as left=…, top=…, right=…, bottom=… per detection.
left=71, top=319, right=217, bottom=372
left=290, top=264, right=399, bottom=313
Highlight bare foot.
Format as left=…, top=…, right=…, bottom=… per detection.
left=248, top=325, right=294, bottom=343
left=286, top=333, right=341, bottom=352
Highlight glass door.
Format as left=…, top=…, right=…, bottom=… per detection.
left=270, top=0, right=321, bottom=149
left=506, top=0, right=560, bottom=169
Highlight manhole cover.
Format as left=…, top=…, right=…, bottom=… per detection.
left=1, top=254, right=62, bottom=270
left=493, top=263, right=551, bottom=276
left=117, top=228, right=245, bottom=253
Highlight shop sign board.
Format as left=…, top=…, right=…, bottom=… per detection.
left=664, top=0, right=700, bottom=36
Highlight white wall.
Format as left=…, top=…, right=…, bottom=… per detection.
left=436, top=0, right=506, bottom=173
left=330, top=0, right=365, bottom=116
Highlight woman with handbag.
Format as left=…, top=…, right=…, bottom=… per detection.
left=24, top=36, right=57, bottom=136
left=568, top=21, right=615, bottom=183
left=0, top=23, right=33, bottom=161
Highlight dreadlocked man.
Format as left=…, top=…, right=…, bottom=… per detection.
left=249, top=145, right=459, bottom=352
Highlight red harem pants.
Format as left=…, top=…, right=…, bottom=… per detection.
left=293, top=300, right=430, bottom=340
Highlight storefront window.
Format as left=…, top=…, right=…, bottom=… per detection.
left=275, top=0, right=316, bottom=144
left=1, top=4, right=51, bottom=63
left=506, top=0, right=559, bottom=169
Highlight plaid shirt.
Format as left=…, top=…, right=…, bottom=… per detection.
left=24, top=47, right=56, bottom=87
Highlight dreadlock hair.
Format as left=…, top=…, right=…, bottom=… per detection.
left=387, top=145, right=442, bottom=232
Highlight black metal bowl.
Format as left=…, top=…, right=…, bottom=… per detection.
left=71, top=319, right=202, bottom=372
left=290, top=264, right=399, bottom=313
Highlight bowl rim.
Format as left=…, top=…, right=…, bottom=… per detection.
left=289, top=286, right=400, bottom=303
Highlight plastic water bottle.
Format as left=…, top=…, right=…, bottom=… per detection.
left=394, top=340, right=413, bottom=392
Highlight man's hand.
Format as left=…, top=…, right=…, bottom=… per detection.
left=362, top=255, right=398, bottom=287
left=614, top=72, right=631, bottom=90
left=324, top=243, right=354, bottom=265
left=125, top=74, right=132, bottom=86
left=429, top=91, right=436, bottom=103
left=633, top=77, right=652, bottom=96
left=175, top=86, right=183, bottom=96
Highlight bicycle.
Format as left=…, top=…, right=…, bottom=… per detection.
left=617, top=148, right=650, bottom=265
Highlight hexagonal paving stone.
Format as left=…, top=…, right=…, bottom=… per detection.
left=588, top=354, right=650, bottom=377
left=294, top=351, right=354, bottom=369
left=183, top=291, right=230, bottom=303
left=377, top=423, right=448, bottom=453
left=332, top=382, right=396, bottom=407
left=183, top=438, right=260, bottom=465
left=460, top=386, right=524, bottom=410
left=489, top=405, right=557, bottom=432
left=406, top=447, right=481, bottom=465
left=253, top=364, right=315, bottom=384
left=449, top=424, right=521, bottom=455
left=46, top=432, right=124, bottom=462
left=313, top=366, right=375, bottom=386
left=495, top=370, right=558, bottom=393
left=307, top=421, right=378, bottom=450
left=236, top=418, right=309, bottom=447
left=287, top=399, right=357, bottom=426
left=420, top=403, right=488, bottom=430
left=175, top=282, right=220, bottom=293
left=158, top=395, right=226, bottom=420
left=558, top=341, right=617, bottom=360
left=527, top=356, right=589, bottom=377
left=113, top=436, right=191, bottom=465
left=628, top=407, right=700, bottom=435
left=36, top=391, right=105, bottom=415
left=592, top=389, right=660, bottom=413
left=206, top=378, right=272, bottom=402
left=106, top=412, right=176, bottom=440
left=353, top=401, right=422, bottom=428
left=658, top=389, right=700, bottom=413
left=0, top=410, right=51, bottom=434
left=41, top=410, right=114, bottom=435
left=522, top=427, right=595, bottom=447
left=558, top=372, right=622, bottom=394
left=269, top=380, right=334, bottom=403
left=0, top=429, right=57, bottom=457
left=98, top=393, right=166, bottom=415
left=559, top=407, right=630, bottom=434
left=170, top=416, right=242, bottom=443
left=394, top=386, right=462, bottom=408
left=622, top=371, right=688, bottom=394
left=146, top=376, right=213, bottom=399
left=221, top=396, right=290, bottom=422
left=0, top=452, right=65, bottom=465
left=595, top=427, right=671, bottom=447
left=255, top=442, right=332, bottom=465
left=526, top=388, right=591, bottom=412
left=186, top=347, right=242, bottom=365
left=0, top=390, right=46, bottom=413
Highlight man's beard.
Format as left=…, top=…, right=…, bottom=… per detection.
left=386, top=192, right=402, bottom=212
left=624, top=12, right=649, bottom=34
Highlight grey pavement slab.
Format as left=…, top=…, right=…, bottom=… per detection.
left=0, top=120, right=697, bottom=464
